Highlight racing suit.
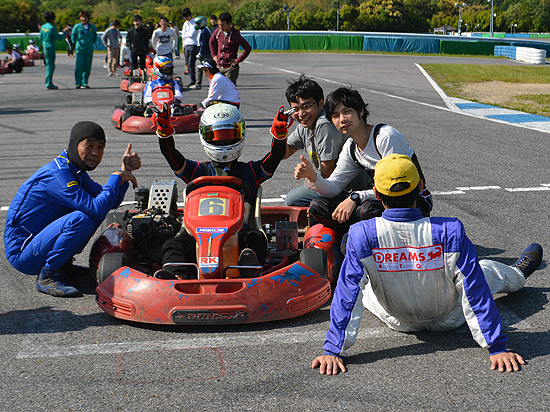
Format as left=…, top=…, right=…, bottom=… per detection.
left=4, top=150, right=129, bottom=275
left=158, top=134, right=287, bottom=275
left=143, top=78, right=184, bottom=105
left=324, top=208, right=526, bottom=359
left=39, top=22, right=65, bottom=88
left=71, top=22, right=97, bottom=87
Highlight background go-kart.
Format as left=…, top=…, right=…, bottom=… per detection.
left=1, top=53, right=549, bottom=411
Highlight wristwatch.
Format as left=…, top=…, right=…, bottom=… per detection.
left=349, top=192, right=361, bottom=206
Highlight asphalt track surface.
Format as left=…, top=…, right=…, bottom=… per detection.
left=1, top=53, right=550, bottom=411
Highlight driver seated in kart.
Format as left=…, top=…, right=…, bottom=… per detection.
left=143, top=56, right=184, bottom=115
left=153, top=102, right=293, bottom=279
left=26, top=39, right=41, bottom=57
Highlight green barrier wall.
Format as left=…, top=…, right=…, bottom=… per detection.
left=327, top=35, right=363, bottom=51
left=289, top=35, right=329, bottom=50
left=289, top=34, right=362, bottom=51
left=440, top=40, right=510, bottom=55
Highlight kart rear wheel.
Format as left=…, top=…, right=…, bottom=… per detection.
left=99, top=211, right=126, bottom=233
left=300, top=248, right=328, bottom=279
left=97, top=253, right=127, bottom=285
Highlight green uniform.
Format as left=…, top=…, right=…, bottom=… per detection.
left=39, top=22, right=65, bottom=88
left=71, top=22, right=97, bottom=87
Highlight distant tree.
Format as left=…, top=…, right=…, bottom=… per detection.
left=0, top=0, right=39, bottom=33
left=266, top=9, right=287, bottom=30
left=234, top=0, right=282, bottom=30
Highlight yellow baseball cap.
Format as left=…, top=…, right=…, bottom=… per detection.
left=374, top=154, right=420, bottom=197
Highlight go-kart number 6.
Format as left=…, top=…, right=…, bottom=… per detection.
left=198, top=197, right=228, bottom=216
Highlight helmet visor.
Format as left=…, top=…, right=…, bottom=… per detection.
left=200, top=123, right=244, bottom=145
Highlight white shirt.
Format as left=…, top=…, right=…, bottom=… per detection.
left=305, top=125, right=414, bottom=202
left=202, top=72, right=241, bottom=107
left=182, top=19, right=199, bottom=46
left=151, top=27, right=178, bottom=55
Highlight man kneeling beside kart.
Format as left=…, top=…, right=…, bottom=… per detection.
left=153, top=101, right=293, bottom=278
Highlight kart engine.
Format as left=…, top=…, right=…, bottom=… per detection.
left=127, top=180, right=181, bottom=265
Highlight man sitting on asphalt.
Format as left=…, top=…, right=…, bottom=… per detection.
left=4, top=122, right=141, bottom=297
left=313, top=153, right=543, bottom=375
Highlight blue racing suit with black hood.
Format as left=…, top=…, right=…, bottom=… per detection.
left=4, top=121, right=128, bottom=275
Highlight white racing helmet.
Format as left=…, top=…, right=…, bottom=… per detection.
left=199, top=103, right=245, bottom=163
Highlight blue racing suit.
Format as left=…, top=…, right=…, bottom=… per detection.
left=324, top=208, right=526, bottom=358
left=4, top=150, right=128, bottom=275
left=143, top=78, right=184, bottom=105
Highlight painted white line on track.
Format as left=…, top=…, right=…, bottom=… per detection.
left=16, top=328, right=396, bottom=359
left=455, top=186, right=501, bottom=191
left=505, top=186, right=550, bottom=192
left=257, top=59, right=550, bottom=134
left=15, top=305, right=529, bottom=359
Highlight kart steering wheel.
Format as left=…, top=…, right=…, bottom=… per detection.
left=185, top=176, right=251, bottom=202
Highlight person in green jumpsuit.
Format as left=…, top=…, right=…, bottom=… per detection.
left=71, top=10, right=97, bottom=89
left=39, top=12, right=66, bottom=90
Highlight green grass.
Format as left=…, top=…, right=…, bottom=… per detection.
left=421, top=63, right=550, bottom=117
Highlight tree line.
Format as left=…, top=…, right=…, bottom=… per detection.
left=2, top=0, right=550, bottom=35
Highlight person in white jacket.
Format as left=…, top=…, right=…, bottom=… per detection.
left=181, top=7, right=200, bottom=87
left=198, top=61, right=240, bottom=108
left=294, top=87, right=432, bottom=234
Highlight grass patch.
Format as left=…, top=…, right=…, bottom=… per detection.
left=421, top=63, right=550, bottom=116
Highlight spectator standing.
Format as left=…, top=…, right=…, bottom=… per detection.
left=209, top=11, right=251, bottom=86
left=65, top=24, right=74, bottom=57
left=189, top=16, right=212, bottom=90
left=39, top=11, right=66, bottom=89
left=169, top=21, right=181, bottom=59
left=151, top=16, right=178, bottom=60
left=210, top=15, right=218, bottom=30
left=145, top=21, right=155, bottom=40
left=126, top=15, right=149, bottom=70
left=71, top=10, right=97, bottom=89
left=181, top=8, right=200, bottom=88
left=101, top=19, right=122, bottom=76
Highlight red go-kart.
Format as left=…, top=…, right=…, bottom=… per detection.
left=90, top=177, right=343, bottom=325
left=111, top=85, right=202, bottom=134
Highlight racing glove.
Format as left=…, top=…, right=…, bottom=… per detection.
left=270, top=105, right=294, bottom=140
left=151, top=102, right=175, bottom=138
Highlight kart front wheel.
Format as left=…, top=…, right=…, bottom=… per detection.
left=97, top=253, right=127, bottom=285
left=300, top=248, right=328, bottom=279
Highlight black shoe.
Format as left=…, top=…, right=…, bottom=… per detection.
left=238, top=248, right=262, bottom=278
left=46, top=85, right=58, bottom=90
left=512, top=243, right=543, bottom=279
left=36, top=268, right=80, bottom=297
left=63, top=259, right=90, bottom=277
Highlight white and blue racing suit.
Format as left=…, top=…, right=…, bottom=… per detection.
left=4, top=150, right=128, bottom=275
left=143, top=78, right=184, bottom=105
left=324, top=208, right=526, bottom=358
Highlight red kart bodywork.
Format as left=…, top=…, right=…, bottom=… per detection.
left=111, top=105, right=201, bottom=134
left=91, top=178, right=342, bottom=325
left=22, top=55, right=35, bottom=66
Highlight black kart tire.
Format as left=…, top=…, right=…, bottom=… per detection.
left=300, top=248, right=328, bottom=279
left=97, top=253, right=127, bottom=285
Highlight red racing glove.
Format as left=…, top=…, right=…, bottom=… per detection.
left=270, top=105, right=294, bottom=140
left=151, top=102, right=175, bottom=138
